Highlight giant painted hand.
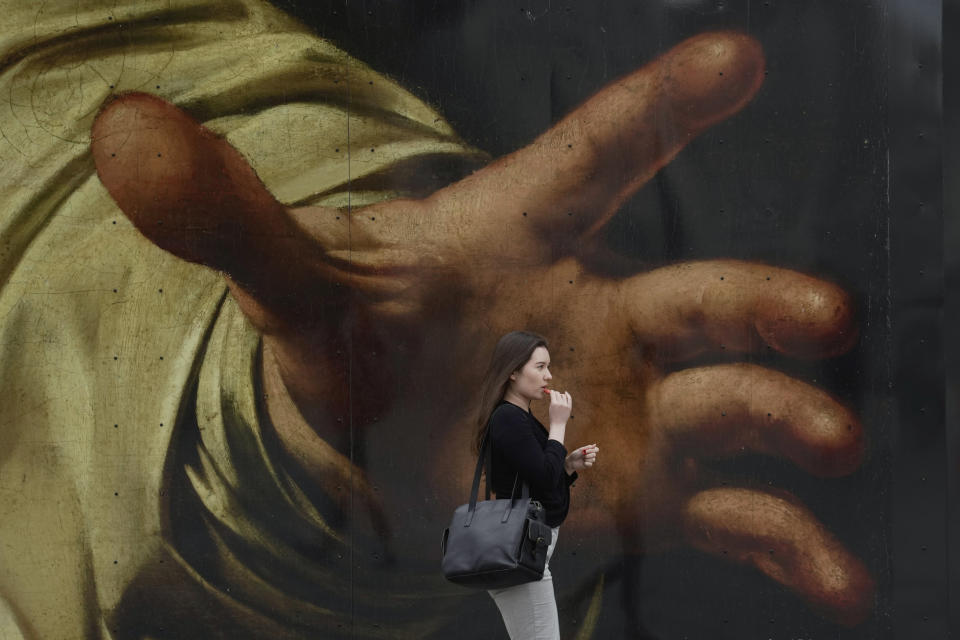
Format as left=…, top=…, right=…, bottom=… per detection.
left=91, top=32, right=872, bottom=627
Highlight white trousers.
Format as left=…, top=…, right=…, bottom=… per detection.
left=488, top=527, right=561, bottom=640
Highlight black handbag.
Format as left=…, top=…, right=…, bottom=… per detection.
left=440, top=431, right=553, bottom=589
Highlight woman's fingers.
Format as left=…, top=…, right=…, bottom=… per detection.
left=572, top=445, right=598, bottom=469
left=423, top=31, right=764, bottom=260
left=650, top=363, right=863, bottom=477
left=682, top=487, right=874, bottom=627
left=620, top=260, right=858, bottom=361
left=576, top=445, right=598, bottom=458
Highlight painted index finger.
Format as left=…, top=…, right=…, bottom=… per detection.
left=429, top=31, right=765, bottom=260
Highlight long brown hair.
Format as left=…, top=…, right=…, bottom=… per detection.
left=473, top=330, right=548, bottom=454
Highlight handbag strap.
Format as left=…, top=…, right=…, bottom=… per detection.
left=467, top=427, right=530, bottom=526
left=484, top=438, right=493, bottom=502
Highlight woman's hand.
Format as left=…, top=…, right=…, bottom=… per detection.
left=566, top=444, right=599, bottom=473
left=547, top=390, right=573, bottom=428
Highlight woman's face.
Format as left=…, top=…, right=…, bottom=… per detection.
left=506, top=346, right=552, bottom=405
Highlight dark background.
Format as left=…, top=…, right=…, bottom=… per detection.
left=269, top=1, right=948, bottom=638
left=948, top=0, right=960, bottom=633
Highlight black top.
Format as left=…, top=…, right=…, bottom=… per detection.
left=487, top=402, right=578, bottom=527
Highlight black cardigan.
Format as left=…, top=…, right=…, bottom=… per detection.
left=487, top=402, right=578, bottom=527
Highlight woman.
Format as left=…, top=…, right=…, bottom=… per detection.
left=476, top=331, right=600, bottom=640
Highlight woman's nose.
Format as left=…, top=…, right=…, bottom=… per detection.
left=544, top=370, right=552, bottom=380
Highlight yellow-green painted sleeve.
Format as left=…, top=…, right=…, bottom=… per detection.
left=0, top=0, right=487, bottom=637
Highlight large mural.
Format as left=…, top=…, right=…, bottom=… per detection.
left=0, top=0, right=948, bottom=638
